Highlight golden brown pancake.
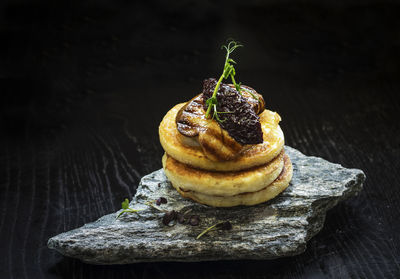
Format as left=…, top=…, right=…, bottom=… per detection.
left=174, top=153, right=293, bottom=207
left=162, top=151, right=284, bottom=196
left=159, top=103, right=284, bottom=172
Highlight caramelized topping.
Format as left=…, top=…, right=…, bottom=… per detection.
left=202, top=78, right=263, bottom=145
left=236, top=85, right=265, bottom=114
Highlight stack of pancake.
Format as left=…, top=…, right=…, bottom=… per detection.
left=159, top=86, right=292, bottom=207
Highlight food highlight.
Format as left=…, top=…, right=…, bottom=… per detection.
left=159, top=40, right=293, bottom=207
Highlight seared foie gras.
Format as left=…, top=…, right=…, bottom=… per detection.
left=202, top=78, right=264, bottom=145
left=176, top=84, right=265, bottom=139
left=175, top=80, right=266, bottom=161
left=176, top=94, right=206, bottom=138
left=236, top=85, right=265, bottom=115
left=197, top=119, right=244, bottom=161
left=175, top=94, right=243, bottom=160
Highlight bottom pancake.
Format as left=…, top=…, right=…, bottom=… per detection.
left=173, top=154, right=292, bottom=207
left=163, top=151, right=284, bottom=197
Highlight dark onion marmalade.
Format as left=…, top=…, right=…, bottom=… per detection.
left=202, top=78, right=263, bottom=145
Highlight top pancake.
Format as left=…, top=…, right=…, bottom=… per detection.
left=159, top=103, right=285, bottom=171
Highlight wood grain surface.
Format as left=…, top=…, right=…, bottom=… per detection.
left=1, top=0, right=399, bottom=278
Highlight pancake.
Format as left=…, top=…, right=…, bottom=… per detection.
left=159, top=103, right=284, bottom=172
left=174, top=153, right=293, bottom=207
left=162, top=151, right=284, bottom=196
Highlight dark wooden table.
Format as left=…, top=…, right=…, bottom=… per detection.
left=1, top=1, right=399, bottom=278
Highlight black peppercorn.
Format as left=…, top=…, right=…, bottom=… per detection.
left=156, top=197, right=168, bottom=206
left=177, top=213, right=185, bottom=224
left=189, top=215, right=200, bottom=226
left=162, top=210, right=176, bottom=226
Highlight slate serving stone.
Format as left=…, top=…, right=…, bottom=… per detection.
left=47, top=146, right=365, bottom=264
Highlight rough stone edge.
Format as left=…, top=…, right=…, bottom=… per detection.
left=47, top=147, right=366, bottom=264
left=302, top=170, right=365, bottom=247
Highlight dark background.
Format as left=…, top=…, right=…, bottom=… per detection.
left=1, top=0, right=399, bottom=278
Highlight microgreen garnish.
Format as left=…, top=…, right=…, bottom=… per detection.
left=122, top=198, right=129, bottom=209
left=117, top=198, right=143, bottom=218
left=205, top=97, right=232, bottom=122
left=222, top=41, right=243, bottom=93
left=205, top=40, right=243, bottom=120
left=117, top=197, right=169, bottom=218
left=196, top=221, right=232, bottom=239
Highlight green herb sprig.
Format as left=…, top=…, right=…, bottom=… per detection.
left=117, top=198, right=143, bottom=218
left=205, top=40, right=243, bottom=120
left=196, top=221, right=232, bottom=239
left=144, top=200, right=165, bottom=212
left=117, top=198, right=168, bottom=219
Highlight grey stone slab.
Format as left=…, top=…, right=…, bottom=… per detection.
left=47, top=146, right=365, bottom=264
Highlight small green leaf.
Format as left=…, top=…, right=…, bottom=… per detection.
left=235, top=81, right=241, bottom=92
left=121, top=198, right=129, bottom=209
left=206, top=96, right=217, bottom=106
left=227, top=58, right=236, bottom=64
